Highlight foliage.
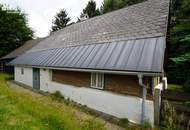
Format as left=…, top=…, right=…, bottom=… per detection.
left=51, top=9, right=71, bottom=32
left=80, top=0, right=100, bottom=18
left=118, top=118, right=129, bottom=128
left=142, top=120, right=152, bottom=130
left=50, top=91, right=64, bottom=101
left=79, top=0, right=145, bottom=20
left=101, top=0, right=145, bottom=13
left=167, top=84, right=184, bottom=92
left=184, top=75, right=190, bottom=92
left=161, top=101, right=187, bottom=130
left=0, top=5, right=33, bottom=57
left=0, top=73, right=105, bottom=130
left=167, top=0, right=190, bottom=91
left=161, top=101, right=177, bottom=130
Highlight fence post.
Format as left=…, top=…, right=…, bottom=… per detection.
left=154, top=88, right=162, bottom=126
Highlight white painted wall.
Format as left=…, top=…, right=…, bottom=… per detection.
left=39, top=69, right=154, bottom=124
left=14, top=67, right=154, bottom=124
left=14, top=66, right=33, bottom=87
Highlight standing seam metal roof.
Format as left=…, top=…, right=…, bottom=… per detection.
left=10, top=37, right=165, bottom=73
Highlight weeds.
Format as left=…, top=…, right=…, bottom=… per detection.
left=142, top=121, right=152, bottom=130
left=162, top=101, right=177, bottom=130
left=161, top=100, right=189, bottom=130
left=50, top=91, right=64, bottom=101
left=118, top=118, right=129, bottom=128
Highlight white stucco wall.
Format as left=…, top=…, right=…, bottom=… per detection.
left=14, top=66, right=33, bottom=87
left=39, top=69, right=154, bottom=124
left=14, top=67, right=154, bottom=124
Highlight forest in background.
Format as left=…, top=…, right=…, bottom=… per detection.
left=167, top=0, right=190, bottom=92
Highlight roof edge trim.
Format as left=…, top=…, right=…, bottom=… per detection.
left=11, top=64, right=163, bottom=76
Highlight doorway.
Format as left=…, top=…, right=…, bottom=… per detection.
left=33, top=68, right=40, bottom=90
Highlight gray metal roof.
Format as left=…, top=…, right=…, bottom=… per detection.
left=10, top=0, right=169, bottom=73
left=29, top=0, right=169, bottom=52
left=10, top=37, right=165, bottom=73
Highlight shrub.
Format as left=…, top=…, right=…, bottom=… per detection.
left=142, top=120, right=152, bottom=130
left=162, top=101, right=177, bottom=130
left=50, top=91, right=64, bottom=101
left=118, top=118, right=129, bottom=128
left=64, top=97, right=70, bottom=105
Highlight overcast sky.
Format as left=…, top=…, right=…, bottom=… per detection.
left=0, top=0, right=103, bottom=38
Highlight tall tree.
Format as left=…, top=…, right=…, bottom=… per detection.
left=0, top=5, right=33, bottom=57
left=167, top=0, right=190, bottom=91
left=80, top=0, right=100, bottom=18
left=51, top=9, right=71, bottom=32
left=101, top=0, right=145, bottom=14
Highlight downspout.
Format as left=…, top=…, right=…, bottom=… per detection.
left=138, top=74, right=147, bottom=124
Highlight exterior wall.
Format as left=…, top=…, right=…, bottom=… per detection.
left=52, top=70, right=90, bottom=87
left=105, top=74, right=141, bottom=97
left=14, top=66, right=33, bottom=87
left=51, top=70, right=153, bottom=99
left=40, top=69, right=154, bottom=124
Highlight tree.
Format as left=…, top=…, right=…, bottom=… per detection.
left=101, top=0, right=115, bottom=13
left=0, top=5, right=33, bottom=57
left=101, top=0, right=145, bottom=14
left=80, top=0, right=100, bottom=18
left=51, top=9, right=71, bottom=32
left=167, top=0, right=190, bottom=91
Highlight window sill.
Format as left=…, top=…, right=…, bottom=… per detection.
left=90, top=86, right=104, bottom=90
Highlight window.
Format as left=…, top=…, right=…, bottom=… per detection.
left=21, top=67, right=24, bottom=75
left=91, top=72, right=104, bottom=89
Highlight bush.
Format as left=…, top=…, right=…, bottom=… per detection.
left=142, top=120, right=152, bottom=130
left=50, top=91, right=64, bottom=101
left=162, top=101, right=177, bottom=130
left=118, top=118, right=129, bottom=128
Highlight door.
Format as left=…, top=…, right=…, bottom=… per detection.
left=33, top=68, right=40, bottom=90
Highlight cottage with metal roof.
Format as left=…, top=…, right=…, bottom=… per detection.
left=10, top=0, right=169, bottom=125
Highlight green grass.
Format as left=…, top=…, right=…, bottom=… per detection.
left=167, top=84, right=184, bottom=92
left=0, top=73, right=105, bottom=130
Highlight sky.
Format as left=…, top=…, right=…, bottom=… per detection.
left=0, top=0, right=103, bottom=38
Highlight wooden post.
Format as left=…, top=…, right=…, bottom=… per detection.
left=154, top=88, right=161, bottom=126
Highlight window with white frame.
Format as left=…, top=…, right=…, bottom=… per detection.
left=91, top=72, right=104, bottom=89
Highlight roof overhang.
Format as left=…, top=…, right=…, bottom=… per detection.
left=9, top=37, right=166, bottom=74
left=11, top=64, right=164, bottom=76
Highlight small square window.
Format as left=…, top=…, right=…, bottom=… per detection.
left=21, top=67, right=24, bottom=75
left=91, top=72, right=104, bottom=89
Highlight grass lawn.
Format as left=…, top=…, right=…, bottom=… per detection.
left=0, top=73, right=106, bottom=130
left=167, top=84, right=184, bottom=92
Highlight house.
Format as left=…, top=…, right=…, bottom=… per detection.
left=9, top=0, right=169, bottom=125
left=0, top=39, right=43, bottom=73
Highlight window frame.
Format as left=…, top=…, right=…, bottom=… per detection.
left=90, top=72, right=104, bottom=89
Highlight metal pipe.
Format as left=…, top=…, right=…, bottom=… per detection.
left=138, top=74, right=147, bottom=124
